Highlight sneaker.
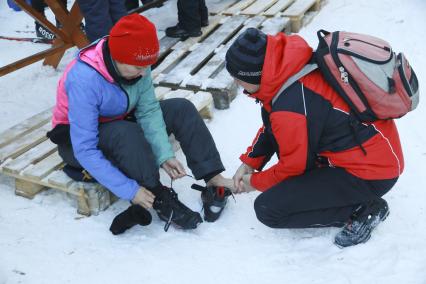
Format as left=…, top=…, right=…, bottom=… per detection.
left=153, top=186, right=203, bottom=232
left=191, top=184, right=233, bottom=222
left=334, top=198, right=390, bottom=248
left=165, top=24, right=202, bottom=39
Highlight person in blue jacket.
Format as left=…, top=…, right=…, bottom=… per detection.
left=48, top=14, right=234, bottom=233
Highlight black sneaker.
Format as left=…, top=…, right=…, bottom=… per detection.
left=334, top=198, right=390, bottom=248
left=153, top=186, right=202, bottom=232
left=165, top=24, right=202, bottom=39
left=191, top=184, right=233, bottom=222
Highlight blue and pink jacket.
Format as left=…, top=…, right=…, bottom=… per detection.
left=52, top=38, right=174, bottom=200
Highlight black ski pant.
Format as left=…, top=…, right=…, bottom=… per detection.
left=254, top=167, right=398, bottom=228
left=177, top=0, right=208, bottom=32
left=58, top=98, right=225, bottom=195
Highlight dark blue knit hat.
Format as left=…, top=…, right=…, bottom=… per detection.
left=225, top=28, right=267, bottom=84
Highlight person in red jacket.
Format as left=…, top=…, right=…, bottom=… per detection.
left=225, top=28, right=404, bottom=248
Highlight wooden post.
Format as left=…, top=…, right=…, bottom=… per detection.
left=77, top=187, right=91, bottom=216
left=15, top=179, right=45, bottom=199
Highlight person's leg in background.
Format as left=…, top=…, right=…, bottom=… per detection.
left=32, top=0, right=67, bottom=39
left=166, top=0, right=202, bottom=38
left=124, top=0, right=139, bottom=11
left=77, top=0, right=124, bottom=42
left=108, top=0, right=128, bottom=25
left=199, top=0, right=209, bottom=27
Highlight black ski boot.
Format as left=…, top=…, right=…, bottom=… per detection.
left=35, top=21, right=55, bottom=40
left=153, top=186, right=202, bottom=232
left=334, top=198, right=390, bottom=248
left=109, top=204, right=152, bottom=235
left=191, top=184, right=233, bottom=222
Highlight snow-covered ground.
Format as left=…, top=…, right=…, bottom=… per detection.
left=1, top=0, right=426, bottom=283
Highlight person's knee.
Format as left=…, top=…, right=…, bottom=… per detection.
left=101, top=121, right=144, bottom=149
left=171, top=98, right=198, bottom=115
left=254, top=193, right=292, bottom=228
left=254, top=194, right=278, bottom=228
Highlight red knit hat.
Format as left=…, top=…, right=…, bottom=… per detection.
left=108, top=14, right=159, bottom=66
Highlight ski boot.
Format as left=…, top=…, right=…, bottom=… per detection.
left=191, top=184, right=234, bottom=222
left=334, top=198, right=390, bottom=248
left=153, top=186, right=202, bottom=232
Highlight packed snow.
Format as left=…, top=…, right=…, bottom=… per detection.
left=0, top=0, right=425, bottom=283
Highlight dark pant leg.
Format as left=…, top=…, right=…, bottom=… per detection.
left=177, top=0, right=201, bottom=32
left=31, top=0, right=46, bottom=14
left=199, top=0, right=208, bottom=23
left=125, top=0, right=139, bottom=11
left=254, top=167, right=397, bottom=229
left=108, top=0, right=128, bottom=24
left=76, top=0, right=114, bottom=42
left=159, top=98, right=225, bottom=180
left=58, top=120, right=161, bottom=190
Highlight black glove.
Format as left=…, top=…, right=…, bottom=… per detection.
left=109, top=205, right=152, bottom=235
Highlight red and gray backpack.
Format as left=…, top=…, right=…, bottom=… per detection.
left=273, top=30, right=419, bottom=122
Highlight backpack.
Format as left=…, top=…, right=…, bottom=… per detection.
left=272, top=30, right=420, bottom=122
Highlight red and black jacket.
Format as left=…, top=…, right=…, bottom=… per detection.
left=240, top=33, right=404, bottom=192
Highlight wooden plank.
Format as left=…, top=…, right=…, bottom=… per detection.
left=0, top=108, right=51, bottom=148
left=163, top=89, right=194, bottom=100
left=155, top=86, right=173, bottom=100
left=15, top=179, right=46, bottom=199
left=208, top=0, right=240, bottom=15
left=282, top=0, right=318, bottom=32
left=263, top=0, right=295, bottom=16
left=0, top=123, right=51, bottom=164
left=283, top=0, right=318, bottom=16
left=303, top=11, right=319, bottom=28
left=2, top=139, right=57, bottom=175
left=152, top=15, right=223, bottom=80
left=260, top=17, right=292, bottom=35
left=46, top=169, right=75, bottom=189
left=186, top=16, right=266, bottom=90
left=241, top=0, right=278, bottom=16
left=191, top=91, right=213, bottom=111
left=0, top=43, right=73, bottom=77
left=223, top=0, right=256, bottom=15
left=22, top=151, right=64, bottom=181
left=158, top=35, right=180, bottom=59
left=160, top=15, right=247, bottom=87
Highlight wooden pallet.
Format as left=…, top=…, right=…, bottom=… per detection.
left=282, top=0, right=321, bottom=32
left=209, top=0, right=321, bottom=32
left=152, top=15, right=290, bottom=109
left=0, top=88, right=213, bottom=216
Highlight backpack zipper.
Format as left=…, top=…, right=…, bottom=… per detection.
left=339, top=37, right=393, bottom=64
left=343, top=37, right=391, bottom=52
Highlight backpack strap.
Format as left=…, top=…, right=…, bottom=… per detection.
left=271, top=63, right=318, bottom=106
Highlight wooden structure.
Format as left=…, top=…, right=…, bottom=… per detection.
left=0, top=0, right=88, bottom=77
left=152, top=15, right=291, bottom=109
left=209, top=0, right=321, bottom=32
left=0, top=88, right=213, bottom=216
left=0, top=0, right=169, bottom=78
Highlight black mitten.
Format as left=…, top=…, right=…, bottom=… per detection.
left=109, top=205, right=152, bottom=235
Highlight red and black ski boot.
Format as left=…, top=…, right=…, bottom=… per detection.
left=191, top=184, right=234, bottom=222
